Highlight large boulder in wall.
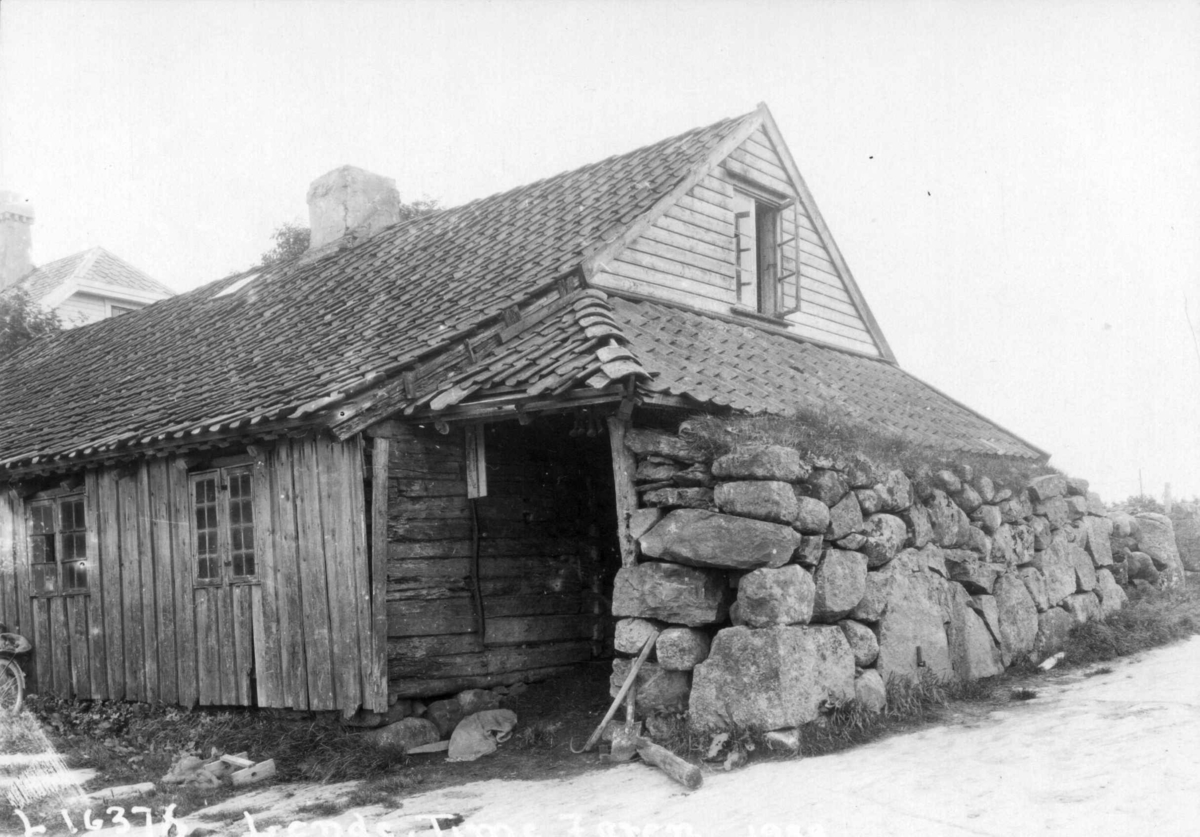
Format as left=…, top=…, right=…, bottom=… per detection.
left=735, top=564, right=815, bottom=627
left=1030, top=540, right=1077, bottom=606
left=1134, top=513, right=1186, bottom=584
left=711, top=445, right=809, bottom=482
left=875, top=562, right=953, bottom=683
left=861, top=513, right=909, bottom=568
left=1083, top=516, right=1115, bottom=567
left=945, top=583, right=1003, bottom=680
left=1032, top=608, right=1075, bottom=661
left=610, top=660, right=690, bottom=712
left=714, top=480, right=799, bottom=525
left=1094, top=568, right=1128, bottom=619
left=812, top=549, right=868, bottom=621
left=992, top=573, right=1039, bottom=666
left=639, top=509, right=801, bottom=570
left=611, top=562, right=730, bottom=626
left=1065, top=541, right=1098, bottom=592
left=688, top=625, right=854, bottom=732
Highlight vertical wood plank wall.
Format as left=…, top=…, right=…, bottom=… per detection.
left=385, top=420, right=610, bottom=699
left=0, top=435, right=383, bottom=713
left=591, top=127, right=881, bottom=357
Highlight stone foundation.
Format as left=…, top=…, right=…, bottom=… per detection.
left=612, top=427, right=1175, bottom=734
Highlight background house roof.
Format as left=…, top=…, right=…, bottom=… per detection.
left=15, top=246, right=175, bottom=301
left=0, top=114, right=754, bottom=470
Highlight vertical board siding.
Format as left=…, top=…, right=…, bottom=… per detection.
left=271, top=442, right=309, bottom=710
left=368, top=438, right=390, bottom=712
left=84, top=471, right=108, bottom=699
left=384, top=421, right=606, bottom=699
left=0, top=434, right=377, bottom=713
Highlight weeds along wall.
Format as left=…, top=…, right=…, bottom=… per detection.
left=609, top=421, right=1188, bottom=733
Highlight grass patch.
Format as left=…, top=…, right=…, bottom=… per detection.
left=1062, top=579, right=1200, bottom=668
left=1085, top=666, right=1114, bottom=677
left=1009, top=688, right=1038, bottom=701
left=678, top=409, right=1056, bottom=492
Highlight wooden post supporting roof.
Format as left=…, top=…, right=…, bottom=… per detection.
left=465, top=425, right=487, bottom=499
left=606, top=416, right=638, bottom=567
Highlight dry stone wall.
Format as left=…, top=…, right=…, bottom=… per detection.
left=612, top=426, right=1183, bottom=734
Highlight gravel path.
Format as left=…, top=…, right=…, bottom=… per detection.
left=192, top=636, right=1200, bottom=836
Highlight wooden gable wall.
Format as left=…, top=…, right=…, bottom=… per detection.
left=592, top=127, right=881, bottom=357
left=0, top=435, right=385, bottom=713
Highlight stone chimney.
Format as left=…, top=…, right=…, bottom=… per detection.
left=0, top=191, right=35, bottom=290
left=306, top=166, right=401, bottom=250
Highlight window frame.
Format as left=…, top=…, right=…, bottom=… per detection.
left=27, top=490, right=90, bottom=598
left=730, top=184, right=798, bottom=320
left=189, top=464, right=259, bottom=587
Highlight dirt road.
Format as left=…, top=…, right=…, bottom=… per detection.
left=196, top=636, right=1200, bottom=836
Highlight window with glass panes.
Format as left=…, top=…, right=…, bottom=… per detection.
left=28, top=494, right=88, bottom=595
left=191, top=466, right=257, bottom=583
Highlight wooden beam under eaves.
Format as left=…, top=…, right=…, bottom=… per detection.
left=465, top=425, right=487, bottom=499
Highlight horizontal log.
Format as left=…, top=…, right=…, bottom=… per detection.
left=388, top=633, right=484, bottom=660
left=387, top=594, right=589, bottom=637
left=388, top=664, right=580, bottom=700
left=484, top=614, right=603, bottom=646
left=387, top=574, right=584, bottom=602
left=387, top=537, right=587, bottom=560
left=387, top=640, right=595, bottom=680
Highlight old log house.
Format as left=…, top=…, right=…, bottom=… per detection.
left=0, top=104, right=1043, bottom=715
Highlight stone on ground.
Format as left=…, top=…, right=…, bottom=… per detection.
left=363, top=717, right=441, bottom=752
left=689, top=625, right=854, bottom=731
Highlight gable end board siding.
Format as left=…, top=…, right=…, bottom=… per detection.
left=0, top=437, right=384, bottom=712
left=592, top=127, right=881, bottom=357
left=384, top=421, right=608, bottom=699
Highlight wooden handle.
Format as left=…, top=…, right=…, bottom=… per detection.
left=574, top=629, right=658, bottom=753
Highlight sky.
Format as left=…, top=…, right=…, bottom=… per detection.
left=1, top=0, right=1198, bottom=504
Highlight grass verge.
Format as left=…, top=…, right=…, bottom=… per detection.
left=1061, top=578, right=1200, bottom=667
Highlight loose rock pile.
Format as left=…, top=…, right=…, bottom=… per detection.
left=613, top=427, right=1183, bottom=734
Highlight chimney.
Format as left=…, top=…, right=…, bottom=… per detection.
left=0, top=191, right=35, bottom=290
left=306, top=166, right=401, bottom=250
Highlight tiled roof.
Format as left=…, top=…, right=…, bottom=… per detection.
left=0, top=114, right=754, bottom=471
left=609, top=297, right=1045, bottom=459
left=11, top=247, right=175, bottom=301
left=394, top=289, right=648, bottom=416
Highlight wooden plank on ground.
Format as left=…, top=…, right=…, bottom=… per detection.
left=168, top=459, right=197, bottom=707
left=98, top=471, right=124, bottom=700
left=294, top=437, right=334, bottom=710
left=148, top=460, right=177, bottom=705
left=607, top=417, right=638, bottom=567
left=83, top=470, right=107, bottom=699
left=136, top=463, right=159, bottom=703
left=272, top=441, right=308, bottom=710
left=250, top=449, right=282, bottom=707
left=369, top=437, right=390, bottom=713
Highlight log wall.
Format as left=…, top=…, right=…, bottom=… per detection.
left=0, top=434, right=383, bottom=713
left=592, top=127, right=881, bottom=357
left=384, top=419, right=612, bottom=699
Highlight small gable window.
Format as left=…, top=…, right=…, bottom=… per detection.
left=191, top=466, right=257, bottom=584
left=28, top=493, right=88, bottom=596
left=732, top=191, right=798, bottom=318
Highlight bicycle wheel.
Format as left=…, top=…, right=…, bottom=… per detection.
left=0, top=659, right=23, bottom=714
